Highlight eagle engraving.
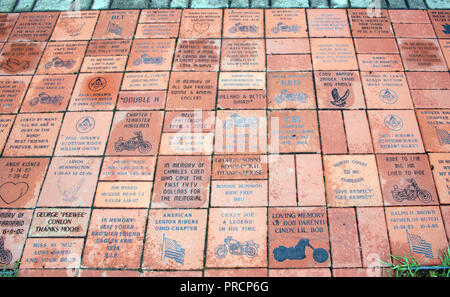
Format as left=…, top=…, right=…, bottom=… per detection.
left=57, top=178, right=84, bottom=202
left=330, top=88, right=350, bottom=107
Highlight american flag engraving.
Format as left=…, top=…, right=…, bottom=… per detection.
left=435, top=126, right=450, bottom=146
left=161, top=234, right=185, bottom=265
left=406, top=230, right=433, bottom=259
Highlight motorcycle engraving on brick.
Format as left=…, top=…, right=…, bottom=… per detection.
left=391, top=178, right=433, bottom=203
left=214, top=236, right=259, bottom=259
left=273, top=238, right=329, bottom=263
left=114, top=131, right=152, bottom=154
left=29, top=92, right=64, bottom=106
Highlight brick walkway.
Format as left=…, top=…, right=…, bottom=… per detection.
left=1, top=0, right=450, bottom=12
left=0, top=8, right=449, bottom=278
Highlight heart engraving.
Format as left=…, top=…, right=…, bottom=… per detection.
left=0, top=182, right=29, bottom=205
left=193, top=22, right=210, bottom=34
